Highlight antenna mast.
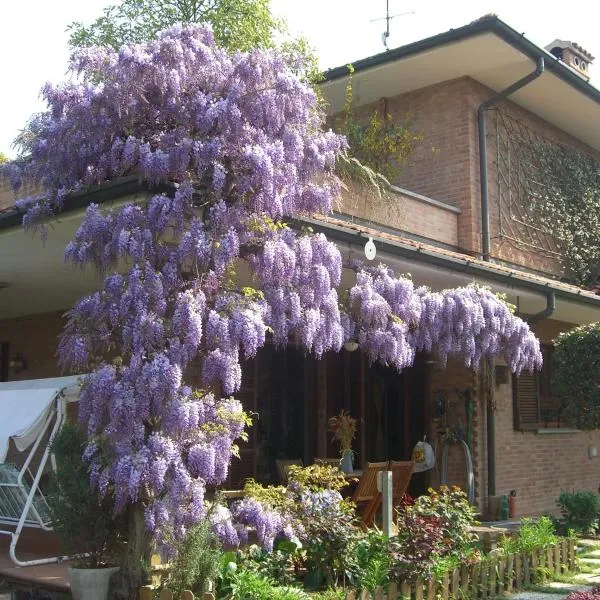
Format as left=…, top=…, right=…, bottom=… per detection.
left=371, top=1, right=415, bottom=50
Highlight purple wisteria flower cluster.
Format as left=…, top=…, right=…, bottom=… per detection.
left=3, top=24, right=541, bottom=554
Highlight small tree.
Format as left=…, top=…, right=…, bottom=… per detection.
left=4, top=27, right=542, bottom=598
left=554, top=322, right=600, bottom=429
left=67, top=0, right=281, bottom=53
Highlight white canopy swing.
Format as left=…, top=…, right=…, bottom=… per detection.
left=0, top=375, right=81, bottom=567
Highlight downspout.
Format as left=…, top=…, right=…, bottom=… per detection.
left=479, top=56, right=545, bottom=262
left=486, top=291, right=555, bottom=504
left=523, top=291, right=556, bottom=324
left=479, top=56, right=545, bottom=506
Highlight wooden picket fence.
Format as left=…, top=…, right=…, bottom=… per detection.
left=342, top=538, right=577, bottom=600
left=139, top=589, right=215, bottom=600
left=139, top=538, right=576, bottom=600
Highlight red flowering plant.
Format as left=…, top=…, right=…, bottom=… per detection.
left=390, top=486, right=479, bottom=582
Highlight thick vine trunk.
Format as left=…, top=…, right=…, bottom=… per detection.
left=112, top=503, right=151, bottom=599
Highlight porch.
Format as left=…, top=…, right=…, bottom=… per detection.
left=224, top=343, right=475, bottom=502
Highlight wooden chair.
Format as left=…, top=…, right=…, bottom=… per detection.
left=275, top=459, right=303, bottom=484
left=388, top=460, right=415, bottom=507
left=314, top=457, right=341, bottom=468
left=351, top=461, right=388, bottom=526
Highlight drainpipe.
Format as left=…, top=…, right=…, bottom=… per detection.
left=479, top=56, right=545, bottom=509
left=487, top=291, right=555, bottom=504
left=479, top=56, right=545, bottom=262
left=523, top=291, right=556, bottom=324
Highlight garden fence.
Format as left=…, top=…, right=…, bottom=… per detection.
left=138, top=538, right=576, bottom=600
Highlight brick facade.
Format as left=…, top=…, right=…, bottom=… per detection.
left=2, top=64, right=599, bottom=520
left=492, top=319, right=600, bottom=517
left=338, top=76, right=600, bottom=276
left=334, top=72, right=600, bottom=516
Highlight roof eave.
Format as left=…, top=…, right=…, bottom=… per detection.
left=323, top=15, right=600, bottom=107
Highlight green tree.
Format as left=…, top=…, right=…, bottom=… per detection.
left=67, top=0, right=282, bottom=52
left=553, top=322, right=600, bottom=429
left=0, top=153, right=8, bottom=164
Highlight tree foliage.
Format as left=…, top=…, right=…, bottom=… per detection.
left=67, top=0, right=281, bottom=53
left=554, top=322, right=600, bottom=429
left=2, top=26, right=542, bottom=597
left=335, top=67, right=422, bottom=184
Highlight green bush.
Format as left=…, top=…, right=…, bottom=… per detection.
left=499, top=517, right=558, bottom=554
left=553, top=323, right=600, bottom=429
left=345, top=531, right=390, bottom=591
left=167, top=519, right=221, bottom=596
left=218, top=562, right=311, bottom=600
left=47, top=423, right=125, bottom=568
left=557, top=490, right=600, bottom=534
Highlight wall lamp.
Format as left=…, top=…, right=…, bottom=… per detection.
left=9, top=353, right=27, bottom=373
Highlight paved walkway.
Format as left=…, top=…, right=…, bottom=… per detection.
left=511, top=539, right=600, bottom=600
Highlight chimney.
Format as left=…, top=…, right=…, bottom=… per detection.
left=545, top=39, right=594, bottom=81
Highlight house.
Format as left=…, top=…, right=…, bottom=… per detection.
left=1, top=14, right=600, bottom=525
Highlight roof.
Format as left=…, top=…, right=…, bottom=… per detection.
left=1, top=177, right=600, bottom=321
left=321, top=15, right=600, bottom=152
left=304, top=213, right=600, bottom=310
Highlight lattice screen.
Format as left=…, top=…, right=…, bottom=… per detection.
left=493, top=109, right=561, bottom=257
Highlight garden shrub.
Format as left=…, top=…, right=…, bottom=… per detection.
left=47, top=423, right=125, bottom=568
left=235, top=465, right=360, bottom=589
left=166, top=518, right=221, bottom=597
left=386, top=486, right=479, bottom=583
left=499, top=517, right=558, bottom=555
left=345, top=531, right=390, bottom=591
left=388, top=510, right=445, bottom=581
left=408, top=486, right=478, bottom=557
left=557, top=490, right=600, bottom=534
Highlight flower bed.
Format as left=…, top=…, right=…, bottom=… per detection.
left=141, top=537, right=576, bottom=599
left=139, top=470, right=578, bottom=599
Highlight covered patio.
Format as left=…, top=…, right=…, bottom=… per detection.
left=226, top=345, right=431, bottom=499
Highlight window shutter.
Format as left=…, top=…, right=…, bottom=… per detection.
left=513, top=370, right=540, bottom=430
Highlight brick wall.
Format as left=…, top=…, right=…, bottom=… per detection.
left=492, top=318, right=600, bottom=517
left=345, top=75, right=600, bottom=278
left=339, top=181, right=460, bottom=247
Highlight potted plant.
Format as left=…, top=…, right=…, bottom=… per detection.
left=328, top=410, right=357, bottom=473
left=47, top=423, right=126, bottom=600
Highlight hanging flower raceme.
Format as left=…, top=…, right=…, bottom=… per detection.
left=4, top=22, right=542, bottom=556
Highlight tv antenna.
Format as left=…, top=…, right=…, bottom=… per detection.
left=371, top=0, right=415, bottom=50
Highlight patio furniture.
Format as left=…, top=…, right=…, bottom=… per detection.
left=388, top=460, right=415, bottom=507
left=275, top=459, right=303, bottom=484
left=0, top=375, right=81, bottom=566
left=351, top=461, right=388, bottom=526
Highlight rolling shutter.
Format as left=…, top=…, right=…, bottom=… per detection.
left=513, top=345, right=558, bottom=430
left=513, top=370, right=540, bottom=430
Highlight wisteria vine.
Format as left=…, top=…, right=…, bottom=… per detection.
left=3, top=25, right=541, bottom=554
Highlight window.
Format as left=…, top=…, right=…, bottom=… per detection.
left=513, top=345, right=561, bottom=430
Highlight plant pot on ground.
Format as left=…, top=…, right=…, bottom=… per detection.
left=47, top=423, right=126, bottom=600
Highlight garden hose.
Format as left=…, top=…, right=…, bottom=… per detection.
left=440, top=437, right=475, bottom=504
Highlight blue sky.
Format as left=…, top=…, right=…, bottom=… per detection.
left=2, top=0, right=599, bottom=156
